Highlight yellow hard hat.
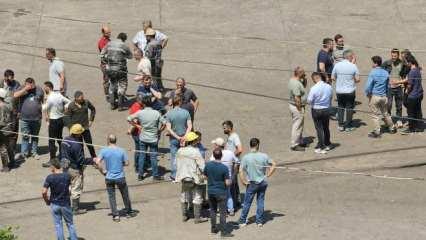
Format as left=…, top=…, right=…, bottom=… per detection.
left=185, top=132, right=199, bottom=142
left=70, top=124, right=85, bottom=135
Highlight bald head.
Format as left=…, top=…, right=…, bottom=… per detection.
left=101, top=25, right=111, bottom=38
left=107, top=134, right=117, bottom=144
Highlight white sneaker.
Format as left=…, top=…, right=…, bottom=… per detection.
left=314, top=148, right=327, bottom=154
left=324, top=146, right=332, bottom=151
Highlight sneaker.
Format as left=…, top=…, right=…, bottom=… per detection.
left=314, top=148, right=327, bottom=154
left=239, top=222, right=248, bottom=228
left=168, top=176, right=176, bottom=182
left=32, top=154, right=40, bottom=160
left=113, top=215, right=120, bottom=222
left=290, top=145, right=305, bottom=152
left=368, top=132, right=381, bottom=138
left=228, top=210, right=235, bottom=216
left=137, top=175, right=144, bottom=181
left=338, top=126, right=345, bottom=132
left=396, top=121, right=403, bottom=128
left=257, top=223, right=264, bottom=228
left=324, top=145, right=332, bottom=151
left=126, top=210, right=137, bottom=218
left=389, top=128, right=397, bottom=134
left=345, top=126, right=355, bottom=132
left=401, top=128, right=414, bottom=135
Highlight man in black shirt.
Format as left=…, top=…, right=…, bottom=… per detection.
left=66, top=91, right=96, bottom=158
left=42, top=158, right=79, bottom=240
left=168, top=77, right=199, bottom=124
left=317, top=38, right=334, bottom=83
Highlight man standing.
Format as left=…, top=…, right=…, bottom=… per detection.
left=101, top=33, right=133, bottom=110
left=238, top=138, right=276, bottom=227
left=134, top=48, right=151, bottom=81
left=382, top=49, right=405, bottom=128
left=127, top=95, right=164, bottom=181
left=42, top=158, right=78, bottom=240
left=0, top=69, right=20, bottom=166
left=288, top=66, right=307, bottom=151
left=307, top=72, right=334, bottom=154
left=333, top=34, right=356, bottom=64
left=0, top=89, right=12, bottom=172
left=61, top=124, right=94, bottom=215
left=168, top=77, right=199, bottom=123
left=145, top=28, right=165, bottom=91
left=95, top=134, right=136, bottom=222
left=132, top=20, right=168, bottom=54
left=331, top=49, right=360, bottom=131
left=176, top=132, right=207, bottom=224
left=98, top=25, right=112, bottom=100
left=364, top=56, right=397, bottom=138
left=166, top=96, right=192, bottom=181
left=66, top=91, right=97, bottom=158
left=317, top=38, right=334, bottom=83
left=136, top=75, right=164, bottom=112
left=46, top=48, right=67, bottom=95
left=204, top=148, right=232, bottom=236
left=14, top=77, right=44, bottom=160
left=42, top=81, right=71, bottom=168
left=210, top=137, right=238, bottom=216
left=222, top=120, right=243, bottom=209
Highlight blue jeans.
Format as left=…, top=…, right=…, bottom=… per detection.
left=138, top=141, right=159, bottom=177
left=132, top=135, right=140, bottom=172
left=239, top=180, right=268, bottom=224
left=50, top=204, right=78, bottom=240
left=169, top=137, right=181, bottom=178
left=20, top=120, right=41, bottom=156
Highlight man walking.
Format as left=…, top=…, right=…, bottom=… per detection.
left=317, top=38, right=334, bottom=83
left=101, top=32, right=133, bottom=110
left=0, top=89, right=12, bottom=172
left=46, top=48, right=67, bottom=95
left=204, top=148, right=232, bottom=236
left=98, top=25, right=112, bottom=100
left=382, top=48, right=405, bottom=128
left=127, top=95, right=164, bottom=181
left=331, top=49, right=360, bottom=131
left=168, top=77, right=199, bottom=123
left=14, top=77, right=44, bottom=160
left=238, top=138, right=276, bottom=227
left=66, top=91, right=97, bottom=158
left=42, top=158, right=78, bottom=240
left=61, top=124, right=94, bottom=215
left=176, top=132, right=207, bottom=224
left=288, top=66, right=307, bottom=151
left=364, top=56, right=397, bottom=138
left=166, top=96, right=192, bottom=181
left=42, top=81, right=71, bottom=168
left=95, top=134, right=136, bottom=222
left=307, top=72, right=334, bottom=154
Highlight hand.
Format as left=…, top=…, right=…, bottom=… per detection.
left=89, top=121, right=93, bottom=127
left=24, top=84, right=33, bottom=91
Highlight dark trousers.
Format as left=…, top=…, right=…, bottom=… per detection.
left=336, top=92, right=355, bottom=127
left=82, top=130, right=96, bottom=158
left=7, top=117, right=18, bottom=165
left=312, top=108, right=331, bottom=149
left=406, top=96, right=423, bottom=130
left=48, top=118, right=64, bottom=160
left=106, top=178, right=132, bottom=217
left=230, top=171, right=241, bottom=209
left=387, top=87, right=403, bottom=118
left=208, top=194, right=227, bottom=232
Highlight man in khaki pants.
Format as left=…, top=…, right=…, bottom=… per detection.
left=364, top=56, right=397, bottom=138
left=288, top=67, right=307, bottom=151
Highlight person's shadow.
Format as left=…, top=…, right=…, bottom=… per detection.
left=247, top=210, right=285, bottom=225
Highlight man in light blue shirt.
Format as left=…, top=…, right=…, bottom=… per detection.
left=331, top=50, right=360, bottom=131
left=365, top=56, right=396, bottom=138
left=96, top=135, right=136, bottom=222
left=307, top=72, right=333, bottom=154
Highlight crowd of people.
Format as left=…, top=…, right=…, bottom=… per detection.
left=289, top=34, right=424, bottom=153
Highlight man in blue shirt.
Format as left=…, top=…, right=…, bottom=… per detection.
left=96, top=134, right=136, bottom=222
left=42, top=158, right=78, bottom=240
left=317, top=38, right=334, bottom=83
left=204, top=148, right=231, bottom=236
left=365, top=56, right=396, bottom=138
left=136, top=75, right=164, bottom=112
left=238, top=138, right=276, bottom=227
left=307, top=72, right=334, bottom=154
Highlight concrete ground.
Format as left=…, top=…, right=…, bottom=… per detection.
left=0, top=0, right=426, bottom=239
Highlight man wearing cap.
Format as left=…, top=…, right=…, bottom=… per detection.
left=176, top=132, right=208, bottom=224
left=0, top=88, right=13, bottom=172
left=210, top=137, right=238, bottom=216
left=61, top=124, right=95, bottom=215
left=98, top=25, right=112, bottom=100
left=101, top=32, right=133, bottom=110
left=132, top=20, right=168, bottom=54
left=145, top=27, right=165, bottom=91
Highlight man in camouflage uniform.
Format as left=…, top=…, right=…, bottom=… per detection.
left=145, top=28, right=164, bottom=91
left=101, top=32, right=133, bottom=110
left=0, top=88, right=13, bottom=172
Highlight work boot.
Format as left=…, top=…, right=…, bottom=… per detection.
left=181, top=203, right=189, bottom=222
left=72, top=198, right=87, bottom=215
left=109, top=92, right=118, bottom=110
left=193, top=204, right=208, bottom=224
left=117, top=95, right=126, bottom=111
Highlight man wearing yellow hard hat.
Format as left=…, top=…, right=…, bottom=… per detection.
left=175, top=132, right=208, bottom=224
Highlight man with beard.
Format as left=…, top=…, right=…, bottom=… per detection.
left=98, top=25, right=112, bottom=101
left=333, top=34, right=356, bottom=64
left=316, top=38, right=334, bottom=83
left=168, top=77, right=199, bottom=124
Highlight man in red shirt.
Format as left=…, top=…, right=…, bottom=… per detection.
left=128, top=94, right=144, bottom=172
left=98, top=26, right=111, bottom=101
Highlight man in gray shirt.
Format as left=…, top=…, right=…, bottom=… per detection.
left=101, top=33, right=133, bottom=111
left=145, top=28, right=164, bottom=91
left=127, top=96, right=164, bottom=181
left=46, top=48, right=67, bottom=95
left=288, top=67, right=307, bottom=151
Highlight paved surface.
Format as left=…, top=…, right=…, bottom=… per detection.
left=0, top=0, right=426, bottom=239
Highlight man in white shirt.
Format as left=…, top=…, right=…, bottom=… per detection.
left=210, top=137, right=238, bottom=216
left=42, top=81, right=71, bottom=167
left=132, top=20, right=168, bottom=53
left=46, top=48, right=67, bottom=95
left=133, top=48, right=151, bottom=82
